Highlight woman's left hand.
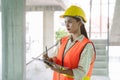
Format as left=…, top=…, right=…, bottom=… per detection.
left=50, top=64, right=62, bottom=73
left=50, top=64, right=73, bottom=76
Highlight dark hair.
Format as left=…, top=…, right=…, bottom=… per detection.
left=72, top=16, right=88, bottom=39
left=81, top=24, right=88, bottom=39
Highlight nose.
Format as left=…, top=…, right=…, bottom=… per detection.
left=65, top=22, right=69, bottom=28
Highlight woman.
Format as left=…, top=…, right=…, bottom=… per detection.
left=43, top=5, right=96, bottom=80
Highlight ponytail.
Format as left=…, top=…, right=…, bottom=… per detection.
left=81, top=24, right=88, bottom=39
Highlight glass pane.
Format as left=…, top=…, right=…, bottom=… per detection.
left=26, top=11, right=45, bottom=80
left=26, top=11, right=43, bottom=64
left=90, top=0, right=109, bottom=39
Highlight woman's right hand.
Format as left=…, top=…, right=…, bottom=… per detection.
left=43, top=53, right=49, bottom=60
left=43, top=54, right=53, bottom=62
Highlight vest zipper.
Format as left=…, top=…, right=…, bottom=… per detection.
left=61, top=40, right=68, bottom=66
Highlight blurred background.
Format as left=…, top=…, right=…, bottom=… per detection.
left=0, top=0, right=120, bottom=80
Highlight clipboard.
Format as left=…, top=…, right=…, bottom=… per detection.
left=32, top=57, right=56, bottom=67
left=32, top=57, right=69, bottom=70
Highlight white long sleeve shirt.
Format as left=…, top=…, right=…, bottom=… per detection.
left=54, top=35, right=95, bottom=80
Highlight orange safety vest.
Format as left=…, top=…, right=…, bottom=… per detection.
left=53, top=36, right=96, bottom=80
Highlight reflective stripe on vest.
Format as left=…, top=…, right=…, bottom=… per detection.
left=82, top=76, right=90, bottom=80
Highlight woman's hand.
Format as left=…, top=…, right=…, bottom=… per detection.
left=43, top=53, right=48, bottom=60
left=50, top=64, right=62, bottom=73
left=50, top=64, right=73, bottom=76
left=43, top=53, right=53, bottom=62
left=43, top=54, right=61, bottom=72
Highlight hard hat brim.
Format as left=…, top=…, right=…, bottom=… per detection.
left=60, top=15, right=87, bottom=23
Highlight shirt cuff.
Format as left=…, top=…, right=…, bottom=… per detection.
left=73, top=68, right=85, bottom=80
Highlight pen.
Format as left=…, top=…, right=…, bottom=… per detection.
left=45, top=46, right=49, bottom=59
left=45, top=46, right=48, bottom=55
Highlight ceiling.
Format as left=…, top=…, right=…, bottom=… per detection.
left=26, top=0, right=87, bottom=11
left=26, top=0, right=62, bottom=6
left=26, top=0, right=67, bottom=11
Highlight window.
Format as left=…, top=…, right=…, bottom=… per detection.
left=26, top=11, right=43, bottom=64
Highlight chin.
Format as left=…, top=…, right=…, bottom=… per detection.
left=67, top=30, right=72, bottom=33
left=69, top=32, right=72, bottom=34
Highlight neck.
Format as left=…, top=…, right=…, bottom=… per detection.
left=71, top=33, right=81, bottom=41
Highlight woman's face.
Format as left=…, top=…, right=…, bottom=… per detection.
left=64, top=17, right=81, bottom=34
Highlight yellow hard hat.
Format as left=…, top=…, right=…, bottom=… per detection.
left=60, top=5, right=87, bottom=23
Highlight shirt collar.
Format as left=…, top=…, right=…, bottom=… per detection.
left=68, top=34, right=85, bottom=42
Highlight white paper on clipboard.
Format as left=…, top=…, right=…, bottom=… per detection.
left=32, top=57, right=56, bottom=67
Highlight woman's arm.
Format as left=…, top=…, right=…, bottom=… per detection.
left=73, top=43, right=95, bottom=80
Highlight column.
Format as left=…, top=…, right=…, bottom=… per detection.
left=43, top=10, right=55, bottom=57
left=1, top=0, right=25, bottom=80
left=110, top=0, right=120, bottom=45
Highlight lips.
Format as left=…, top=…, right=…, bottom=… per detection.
left=67, top=28, right=70, bottom=31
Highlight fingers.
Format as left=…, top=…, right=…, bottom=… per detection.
left=43, top=53, right=48, bottom=59
left=50, top=65, right=62, bottom=73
